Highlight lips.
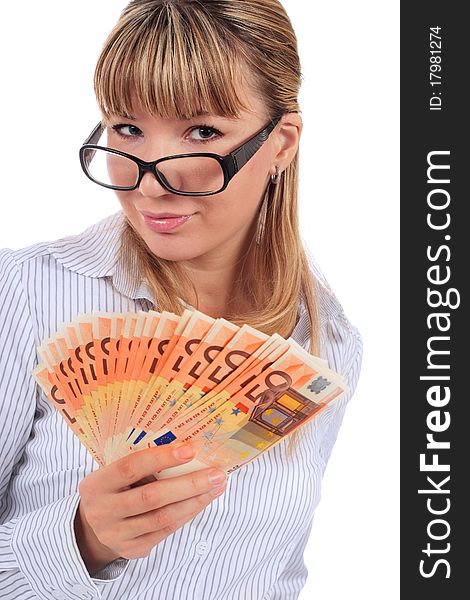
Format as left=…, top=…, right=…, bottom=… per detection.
left=141, top=211, right=194, bottom=219
left=140, top=211, right=195, bottom=233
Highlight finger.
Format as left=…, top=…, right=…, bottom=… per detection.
left=118, top=483, right=227, bottom=539
left=115, top=467, right=227, bottom=518
left=83, top=443, right=197, bottom=493
left=130, top=474, right=158, bottom=488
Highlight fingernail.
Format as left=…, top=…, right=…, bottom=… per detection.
left=210, top=483, right=226, bottom=497
left=208, top=469, right=226, bottom=485
left=173, top=444, right=195, bottom=460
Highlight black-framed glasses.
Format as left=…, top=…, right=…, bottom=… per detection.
left=79, top=114, right=283, bottom=196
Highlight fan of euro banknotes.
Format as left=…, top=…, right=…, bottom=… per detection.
left=32, top=309, right=348, bottom=479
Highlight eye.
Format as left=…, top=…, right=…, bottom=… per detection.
left=187, top=124, right=222, bottom=143
left=111, top=124, right=143, bottom=139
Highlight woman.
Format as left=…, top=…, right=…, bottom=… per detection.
left=0, top=1, right=362, bottom=598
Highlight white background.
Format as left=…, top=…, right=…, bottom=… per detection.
left=0, top=2, right=399, bottom=598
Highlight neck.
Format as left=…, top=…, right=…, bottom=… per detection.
left=182, top=255, right=242, bottom=318
left=181, top=228, right=258, bottom=318
left=180, top=217, right=260, bottom=318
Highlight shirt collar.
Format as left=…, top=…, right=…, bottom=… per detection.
left=47, top=211, right=314, bottom=343
left=47, top=211, right=156, bottom=303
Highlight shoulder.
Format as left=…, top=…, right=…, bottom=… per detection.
left=0, top=211, right=124, bottom=280
left=293, top=260, right=363, bottom=392
left=316, top=277, right=362, bottom=388
left=299, top=264, right=363, bottom=459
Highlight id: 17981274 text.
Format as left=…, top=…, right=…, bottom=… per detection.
left=429, top=26, right=443, bottom=111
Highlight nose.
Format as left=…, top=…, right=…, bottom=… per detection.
left=137, top=169, right=168, bottom=198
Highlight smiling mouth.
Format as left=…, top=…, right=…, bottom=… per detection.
left=141, top=211, right=194, bottom=219
left=141, top=212, right=195, bottom=233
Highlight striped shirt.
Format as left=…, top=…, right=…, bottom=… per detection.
left=0, top=211, right=362, bottom=600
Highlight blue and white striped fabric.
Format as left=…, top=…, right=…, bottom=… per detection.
left=0, top=212, right=362, bottom=600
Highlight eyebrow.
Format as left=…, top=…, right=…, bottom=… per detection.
left=116, top=113, right=137, bottom=120
left=192, top=110, right=241, bottom=121
left=114, top=110, right=239, bottom=122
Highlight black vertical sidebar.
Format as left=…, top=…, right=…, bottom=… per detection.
left=401, top=2, right=467, bottom=598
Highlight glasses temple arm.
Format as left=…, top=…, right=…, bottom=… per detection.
left=230, top=114, right=282, bottom=173
left=83, top=122, right=104, bottom=145
left=81, top=122, right=105, bottom=169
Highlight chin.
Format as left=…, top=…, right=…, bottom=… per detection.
left=142, top=236, right=206, bottom=262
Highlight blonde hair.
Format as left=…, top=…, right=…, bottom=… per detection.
left=94, top=0, right=320, bottom=453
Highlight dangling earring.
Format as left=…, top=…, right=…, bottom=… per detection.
left=256, top=193, right=269, bottom=246
left=271, top=165, right=282, bottom=185
left=257, top=167, right=281, bottom=245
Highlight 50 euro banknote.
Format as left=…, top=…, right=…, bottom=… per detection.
left=32, top=309, right=348, bottom=477
left=133, top=343, right=348, bottom=479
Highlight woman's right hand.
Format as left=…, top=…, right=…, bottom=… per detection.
left=74, top=443, right=227, bottom=573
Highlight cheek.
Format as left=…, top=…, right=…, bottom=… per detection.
left=107, top=154, right=138, bottom=188
left=202, top=183, right=265, bottom=234
left=114, top=192, right=138, bottom=218
left=208, top=161, right=270, bottom=223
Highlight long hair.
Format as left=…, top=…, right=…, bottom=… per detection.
left=94, top=0, right=320, bottom=453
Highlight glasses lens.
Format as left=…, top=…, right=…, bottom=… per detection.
left=82, top=148, right=140, bottom=190
left=157, top=156, right=224, bottom=194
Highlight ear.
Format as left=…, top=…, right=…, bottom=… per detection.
left=270, top=112, right=302, bottom=176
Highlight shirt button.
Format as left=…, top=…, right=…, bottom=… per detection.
left=195, top=541, right=211, bottom=556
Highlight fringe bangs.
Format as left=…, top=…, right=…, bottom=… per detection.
left=94, top=3, right=252, bottom=122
